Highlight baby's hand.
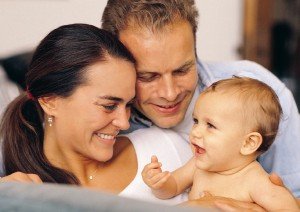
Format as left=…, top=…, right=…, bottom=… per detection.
left=142, top=155, right=171, bottom=190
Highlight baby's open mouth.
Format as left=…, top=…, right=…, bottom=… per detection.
left=193, top=144, right=206, bottom=155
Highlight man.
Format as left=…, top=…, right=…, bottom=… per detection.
left=101, top=0, right=300, bottom=206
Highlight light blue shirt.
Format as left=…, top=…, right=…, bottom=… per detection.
left=127, top=59, right=300, bottom=197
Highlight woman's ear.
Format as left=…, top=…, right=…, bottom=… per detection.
left=38, top=96, right=59, bottom=116
left=240, top=132, right=263, bottom=156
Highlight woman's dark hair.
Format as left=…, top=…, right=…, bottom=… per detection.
left=0, top=24, right=135, bottom=184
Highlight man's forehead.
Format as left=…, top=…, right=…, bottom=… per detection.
left=121, top=19, right=193, bottom=39
left=125, top=16, right=185, bottom=34
left=136, top=59, right=195, bottom=74
left=119, top=21, right=196, bottom=74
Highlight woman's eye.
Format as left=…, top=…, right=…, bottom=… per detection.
left=193, top=118, right=198, bottom=124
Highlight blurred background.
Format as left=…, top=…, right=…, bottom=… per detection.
left=0, top=0, right=299, bottom=107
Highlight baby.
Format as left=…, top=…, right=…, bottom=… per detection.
left=142, top=77, right=298, bottom=211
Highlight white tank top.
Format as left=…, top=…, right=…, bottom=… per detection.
left=119, top=126, right=192, bottom=205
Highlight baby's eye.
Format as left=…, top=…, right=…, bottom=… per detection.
left=193, top=118, right=198, bottom=124
left=207, top=122, right=216, bottom=129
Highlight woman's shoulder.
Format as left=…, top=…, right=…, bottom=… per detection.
left=114, top=136, right=134, bottom=158
left=126, top=126, right=166, bottom=137
left=124, top=126, right=180, bottom=145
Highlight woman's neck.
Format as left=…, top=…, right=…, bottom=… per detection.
left=43, top=130, right=105, bottom=185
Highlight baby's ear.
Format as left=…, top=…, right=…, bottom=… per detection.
left=240, top=132, right=262, bottom=156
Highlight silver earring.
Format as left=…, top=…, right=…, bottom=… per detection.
left=48, top=116, right=53, bottom=127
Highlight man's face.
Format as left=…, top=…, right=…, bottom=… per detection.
left=119, top=21, right=198, bottom=128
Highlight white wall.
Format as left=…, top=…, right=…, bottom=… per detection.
left=0, top=0, right=243, bottom=61
left=196, top=0, right=244, bottom=61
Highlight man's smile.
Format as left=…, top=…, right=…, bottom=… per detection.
left=151, top=101, right=182, bottom=114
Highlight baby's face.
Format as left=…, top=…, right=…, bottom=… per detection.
left=190, top=92, right=248, bottom=173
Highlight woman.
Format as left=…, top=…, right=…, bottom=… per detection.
left=0, top=23, right=135, bottom=185
left=0, top=23, right=190, bottom=205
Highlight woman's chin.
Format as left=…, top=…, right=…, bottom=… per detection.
left=93, top=150, right=114, bottom=162
left=90, top=134, right=115, bottom=161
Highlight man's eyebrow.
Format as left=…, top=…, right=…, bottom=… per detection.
left=97, top=95, right=123, bottom=102
left=137, top=60, right=195, bottom=74
left=173, top=60, right=195, bottom=72
left=136, top=69, right=157, bottom=74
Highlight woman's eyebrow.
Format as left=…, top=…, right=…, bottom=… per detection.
left=97, top=95, right=123, bottom=102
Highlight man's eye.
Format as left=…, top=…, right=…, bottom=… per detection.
left=137, top=74, right=158, bottom=82
left=193, top=118, right=198, bottom=124
left=173, top=69, right=189, bottom=76
left=103, top=104, right=118, bottom=111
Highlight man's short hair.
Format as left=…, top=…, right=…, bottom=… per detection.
left=101, top=0, right=199, bottom=37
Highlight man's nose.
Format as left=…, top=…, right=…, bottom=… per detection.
left=158, top=75, right=180, bottom=102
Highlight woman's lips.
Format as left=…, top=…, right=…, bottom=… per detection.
left=95, top=133, right=116, bottom=146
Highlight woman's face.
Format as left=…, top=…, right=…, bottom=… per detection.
left=52, top=56, right=136, bottom=163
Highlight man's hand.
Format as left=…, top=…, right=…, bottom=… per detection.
left=214, top=198, right=266, bottom=212
left=269, top=173, right=300, bottom=208
left=0, top=172, right=43, bottom=184
left=141, top=155, right=170, bottom=190
left=181, top=192, right=266, bottom=211
left=269, top=173, right=284, bottom=186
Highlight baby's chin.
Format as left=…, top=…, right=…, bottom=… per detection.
left=194, top=160, right=230, bottom=173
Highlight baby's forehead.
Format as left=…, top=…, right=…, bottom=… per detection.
left=198, top=89, right=239, bottom=101
left=197, top=91, right=244, bottom=111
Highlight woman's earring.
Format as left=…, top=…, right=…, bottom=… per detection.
left=48, top=116, right=53, bottom=127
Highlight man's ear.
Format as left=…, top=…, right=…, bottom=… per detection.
left=240, top=132, right=263, bottom=156
left=38, top=96, right=59, bottom=116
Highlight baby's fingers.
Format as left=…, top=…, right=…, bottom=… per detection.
left=142, top=162, right=162, bottom=175
left=142, top=169, right=163, bottom=187
left=151, top=155, right=158, bottom=163
left=142, top=166, right=162, bottom=184
left=151, top=171, right=171, bottom=190
left=148, top=161, right=162, bottom=170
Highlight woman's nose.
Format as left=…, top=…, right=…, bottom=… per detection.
left=112, top=107, right=130, bottom=130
